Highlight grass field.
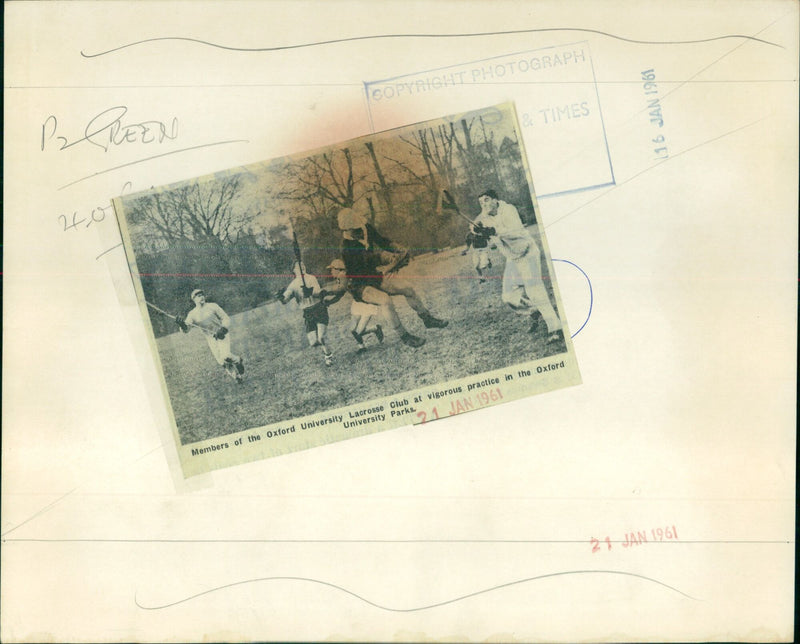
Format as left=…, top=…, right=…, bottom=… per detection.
left=154, top=242, right=567, bottom=445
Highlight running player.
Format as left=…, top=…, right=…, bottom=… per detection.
left=472, top=189, right=563, bottom=343
left=465, top=229, right=493, bottom=283
left=175, top=288, right=245, bottom=382
left=276, top=261, right=334, bottom=366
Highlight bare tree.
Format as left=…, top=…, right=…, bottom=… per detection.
left=128, top=175, right=253, bottom=250
left=385, top=123, right=469, bottom=204
left=364, top=140, right=395, bottom=219
left=278, top=148, right=358, bottom=216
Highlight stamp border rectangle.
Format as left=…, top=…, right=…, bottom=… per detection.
left=363, top=40, right=616, bottom=199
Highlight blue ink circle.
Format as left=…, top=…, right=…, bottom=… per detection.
left=552, top=258, right=593, bottom=338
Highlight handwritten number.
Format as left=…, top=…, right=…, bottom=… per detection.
left=591, top=537, right=600, bottom=553
left=59, top=212, right=86, bottom=232
left=56, top=183, right=128, bottom=233
left=85, top=205, right=109, bottom=228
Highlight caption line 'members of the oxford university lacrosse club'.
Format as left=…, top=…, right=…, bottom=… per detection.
left=113, top=102, right=581, bottom=477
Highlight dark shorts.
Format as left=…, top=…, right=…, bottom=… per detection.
left=302, top=301, right=329, bottom=332
left=472, top=234, right=489, bottom=249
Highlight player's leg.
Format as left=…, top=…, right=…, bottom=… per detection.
left=501, top=261, right=530, bottom=311
left=380, top=276, right=447, bottom=329
left=357, top=314, right=382, bottom=350
left=354, top=314, right=369, bottom=335
left=207, top=336, right=227, bottom=365
left=353, top=302, right=381, bottom=340
left=361, top=286, right=400, bottom=330
left=302, top=307, right=321, bottom=347
left=316, top=322, right=328, bottom=343
left=320, top=340, right=333, bottom=365
left=361, top=303, right=384, bottom=343
left=222, top=356, right=238, bottom=381
left=313, top=305, right=333, bottom=365
left=350, top=315, right=367, bottom=352
left=361, top=285, right=424, bottom=347
left=361, top=314, right=382, bottom=341
left=472, top=249, right=486, bottom=282
left=372, top=320, right=384, bottom=343
left=205, top=335, right=238, bottom=380
left=513, top=253, right=561, bottom=334
left=476, top=249, right=490, bottom=282
left=349, top=301, right=368, bottom=349
left=219, top=335, right=244, bottom=380
left=206, top=336, right=239, bottom=380
left=479, top=249, right=490, bottom=272
left=316, top=322, right=333, bottom=365
left=217, top=334, right=239, bottom=363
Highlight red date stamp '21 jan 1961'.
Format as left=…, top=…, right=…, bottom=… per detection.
left=591, top=525, right=679, bottom=553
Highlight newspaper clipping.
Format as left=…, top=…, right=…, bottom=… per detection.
left=113, top=103, right=582, bottom=477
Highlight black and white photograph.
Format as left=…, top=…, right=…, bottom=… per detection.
left=114, top=102, right=581, bottom=475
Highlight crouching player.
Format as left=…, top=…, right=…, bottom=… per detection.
left=325, top=258, right=384, bottom=353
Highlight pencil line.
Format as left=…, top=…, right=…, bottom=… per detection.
left=80, top=29, right=783, bottom=58
left=57, top=139, right=249, bottom=191
left=7, top=80, right=795, bottom=90
left=0, top=489, right=77, bottom=538
left=544, top=115, right=769, bottom=229
left=96, top=242, right=123, bottom=260
left=134, top=569, right=697, bottom=611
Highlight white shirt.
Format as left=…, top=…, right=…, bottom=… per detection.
left=185, top=302, right=230, bottom=335
left=474, top=200, right=533, bottom=261
left=282, top=274, right=322, bottom=309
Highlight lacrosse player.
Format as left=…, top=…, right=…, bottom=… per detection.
left=175, top=288, right=245, bottom=382
left=277, top=260, right=334, bottom=366
left=337, top=207, right=448, bottom=349
left=325, top=258, right=384, bottom=353
left=465, top=229, right=493, bottom=283
left=472, top=189, right=563, bottom=342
